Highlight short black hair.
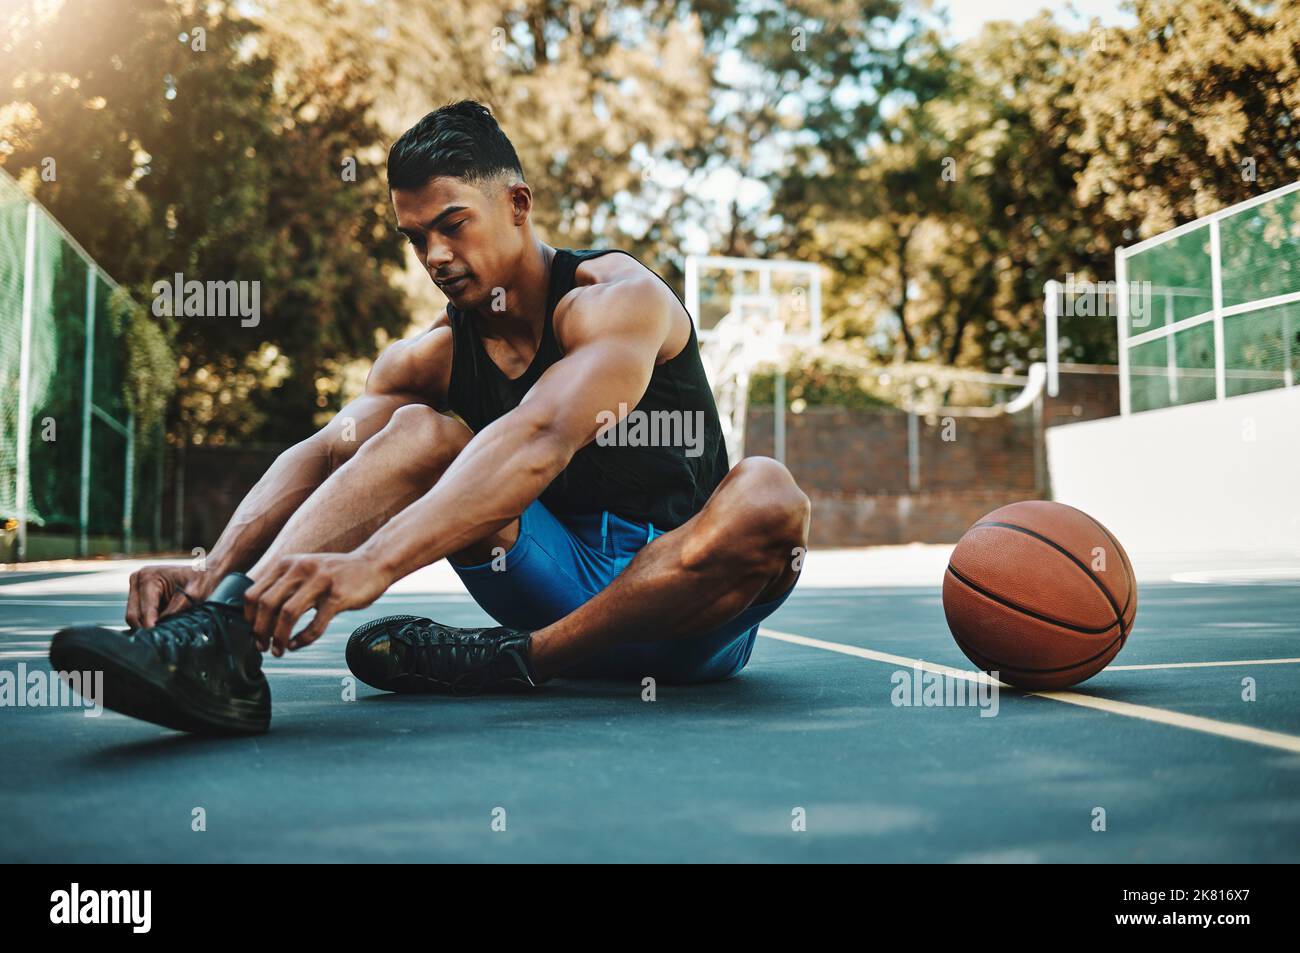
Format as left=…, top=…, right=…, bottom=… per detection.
left=387, top=101, right=524, bottom=191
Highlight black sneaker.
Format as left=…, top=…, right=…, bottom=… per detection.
left=346, top=615, right=536, bottom=695
left=49, top=572, right=270, bottom=735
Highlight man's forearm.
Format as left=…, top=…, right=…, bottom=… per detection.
left=356, top=412, right=567, bottom=584
left=204, top=440, right=335, bottom=578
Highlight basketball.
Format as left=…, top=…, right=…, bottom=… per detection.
left=942, top=501, right=1137, bottom=690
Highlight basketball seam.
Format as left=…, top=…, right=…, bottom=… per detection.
left=972, top=520, right=1126, bottom=633
left=945, top=565, right=1120, bottom=636
left=951, top=627, right=1127, bottom=676
left=1005, top=502, right=1135, bottom=623
left=1075, top=509, right=1137, bottom=626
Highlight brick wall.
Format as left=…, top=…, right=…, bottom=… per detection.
left=166, top=367, right=1119, bottom=550
left=806, top=491, right=1038, bottom=546
left=744, top=366, right=1119, bottom=545
left=745, top=407, right=1042, bottom=495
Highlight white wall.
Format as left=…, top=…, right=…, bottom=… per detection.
left=1046, top=387, right=1300, bottom=552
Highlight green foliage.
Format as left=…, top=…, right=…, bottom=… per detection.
left=5, top=0, right=1299, bottom=444
left=1074, top=0, right=1300, bottom=233
left=749, top=357, right=895, bottom=412
left=112, top=286, right=174, bottom=436
left=769, top=2, right=1300, bottom=373
left=1, top=0, right=407, bottom=444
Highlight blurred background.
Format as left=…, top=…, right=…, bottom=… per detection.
left=1, top=0, right=1297, bottom=561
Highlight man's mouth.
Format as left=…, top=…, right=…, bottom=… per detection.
left=436, top=274, right=470, bottom=294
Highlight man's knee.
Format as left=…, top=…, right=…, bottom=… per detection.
left=725, top=457, right=811, bottom=547
left=356, top=405, right=470, bottom=478
left=369, top=403, right=470, bottom=452
left=683, top=457, right=810, bottom=574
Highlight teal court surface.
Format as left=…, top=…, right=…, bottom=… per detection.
left=2, top=549, right=1297, bottom=863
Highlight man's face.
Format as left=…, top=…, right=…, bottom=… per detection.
left=392, top=175, right=525, bottom=308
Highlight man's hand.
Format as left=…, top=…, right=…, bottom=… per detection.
left=126, top=564, right=216, bottom=630
left=244, top=553, right=391, bottom=656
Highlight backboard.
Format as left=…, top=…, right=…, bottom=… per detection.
left=684, top=255, right=822, bottom=347
left=687, top=255, right=823, bottom=465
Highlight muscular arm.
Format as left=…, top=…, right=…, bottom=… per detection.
left=129, top=331, right=446, bottom=628
left=356, top=276, right=675, bottom=583
left=204, top=329, right=450, bottom=579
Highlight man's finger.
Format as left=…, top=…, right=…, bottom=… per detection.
left=289, top=601, right=337, bottom=651
left=244, top=573, right=271, bottom=627
left=273, top=578, right=328, bottom=649
left=251, top=571, right=301, bottom=651
left=125, top=572, right=142, bottom=629
left=139, top=576, right=166, bottom=629
left=159, top=590, right=188, bottom=621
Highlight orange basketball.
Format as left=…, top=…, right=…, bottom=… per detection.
left=942, top=500, right=1137, bottom=690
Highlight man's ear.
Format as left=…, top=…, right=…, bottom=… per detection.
left=509, top=182, right=532, bottom=226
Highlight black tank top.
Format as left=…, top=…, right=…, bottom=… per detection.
left=444, top=248, right=729, bottom=530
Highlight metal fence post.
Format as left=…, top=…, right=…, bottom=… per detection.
left=16, top=203, right=37, bottom=561
left=79, top=266, right=96, bottom=556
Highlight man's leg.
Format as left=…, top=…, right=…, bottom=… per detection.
left=50, top=405, right=521, bottom=733
left=247, top=405, right=516, bottom=577
left=526, top=457, right=811, bottom=680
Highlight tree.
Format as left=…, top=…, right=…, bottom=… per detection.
left=256, top=0, right=721, bottom=311
left=1074, top=0, right=1300, bottom=236
left=1, top=0, right=408, bottom=444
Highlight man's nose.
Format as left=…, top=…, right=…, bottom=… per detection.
left=425, top=244, right=453, bottom=273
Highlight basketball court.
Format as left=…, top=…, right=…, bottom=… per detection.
left=2, top=545, right=1298, bottom=862
left=2, top=144, right=1298, bottom=866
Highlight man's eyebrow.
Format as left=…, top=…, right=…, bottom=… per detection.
left=397, top=206, right=469, bottom=237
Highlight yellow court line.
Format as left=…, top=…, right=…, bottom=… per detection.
left=758, top=628, right=1300, bottom=755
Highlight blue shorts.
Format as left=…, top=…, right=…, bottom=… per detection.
left=450, top=500, right=795, bottom=683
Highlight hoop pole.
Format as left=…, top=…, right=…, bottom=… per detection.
left=1044, top=279, right=1060, bottom=398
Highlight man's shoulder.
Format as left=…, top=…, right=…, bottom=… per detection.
left=557, top=249, right=691, bottom=357
left=368, top=321, right=453, bottom=403
left=569, top=248, right=656, bottom=288
left=565, top=249, right=683, bottom=313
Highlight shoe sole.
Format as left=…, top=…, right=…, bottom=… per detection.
left=50, top=635, right=270, bottom=735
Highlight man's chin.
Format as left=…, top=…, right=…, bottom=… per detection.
left=438, top=277, right=475, bottom=304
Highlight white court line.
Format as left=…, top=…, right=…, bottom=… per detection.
left=0, top=600, right=124, bottom=606
left=1110, top=658, right=1300, bottom=671
left=0, top=652, right=351, bottom=674
left=1171, top=568, right=1300, bottom=585
left=758, top=629, right=1002, bottom=683
left=758, top=628, right=1300, bottom=755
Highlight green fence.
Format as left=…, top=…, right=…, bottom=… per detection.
left=1117, top=181, right=1300, bottom=414
left=0, top=169, right=163, bottom=561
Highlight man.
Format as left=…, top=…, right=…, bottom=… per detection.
left=50, top=101, right=811, bottom=734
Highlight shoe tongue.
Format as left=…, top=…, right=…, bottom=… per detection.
left=201, top=572, right=261, bottom=662
left=206, top=572, right=255, bottom=608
